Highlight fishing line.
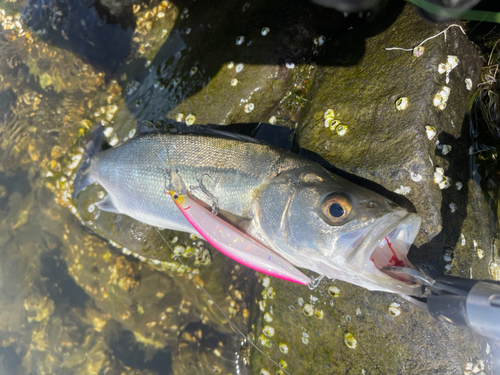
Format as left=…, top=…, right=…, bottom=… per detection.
left=384, top=24, right=465, bottom=52
left=145, top=122, right=290, bottom=374
left=155, top=227, right=291, bottom=375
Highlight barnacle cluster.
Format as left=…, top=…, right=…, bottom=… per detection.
left=433, top=86, right=450, bottom=110
left=323, top=109, right=347, bottom=135
left=438, top=55, right=459, bottom=76
left=433, top=167, right=451, bottom=189
left=131, top=1, right=176, bottom=61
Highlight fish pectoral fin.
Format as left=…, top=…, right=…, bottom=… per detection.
left=217, top=209, right=252, bottom=233
left=95, top=195, right=122, bottom=214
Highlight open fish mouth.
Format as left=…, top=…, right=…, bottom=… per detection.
left=344, top=210, right=422, bottom=294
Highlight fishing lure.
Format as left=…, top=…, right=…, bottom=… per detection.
left=165, top=171, right=311, bottom=285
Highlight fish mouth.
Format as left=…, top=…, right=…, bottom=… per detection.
left=344, top=210, right=422, bottom=294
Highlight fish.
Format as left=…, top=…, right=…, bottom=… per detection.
left=73, top=127, right=422, bottom=294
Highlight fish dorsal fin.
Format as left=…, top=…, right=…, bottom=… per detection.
left=95, top=195, right=122, bottom=214
left=189, top=128, right=263, bottom=144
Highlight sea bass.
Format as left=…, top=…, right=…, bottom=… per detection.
left=74, top=129, right=422, bottom=294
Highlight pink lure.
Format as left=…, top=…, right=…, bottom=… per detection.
left=166, top=182, right=311, bottom=285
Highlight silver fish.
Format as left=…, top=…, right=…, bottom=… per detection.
left=75, top=130, right=422, bottom=294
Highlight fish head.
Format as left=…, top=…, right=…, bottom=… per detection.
left=253, top=166, right=422, bottom=294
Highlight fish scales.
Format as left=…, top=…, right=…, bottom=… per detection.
left=90, top=133, right=307, bottom=233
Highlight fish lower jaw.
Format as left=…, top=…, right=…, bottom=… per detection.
left=365, top=212, right=423, bottom=294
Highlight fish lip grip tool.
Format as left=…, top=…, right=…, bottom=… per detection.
left=382, top=266, right=500, bottom=342
left=165, top=171, right=312, bottom=286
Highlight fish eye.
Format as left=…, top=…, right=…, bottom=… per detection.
left=321, top=193, right=352, bottom=225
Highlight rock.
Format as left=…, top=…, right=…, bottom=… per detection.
left=21, top=0, right=135, bottom=73
left=296, top=9, right=485, bottom=278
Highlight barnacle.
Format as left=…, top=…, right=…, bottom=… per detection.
left=388, top=302, right=401, bottom=316
left=395, top=97, right=408, bottom=111
left=344, top=332, right=357, bottom=349
left=413, top=46, right=424, bottom=57
left=109, top=137, right=119, bottom=146
left=103, top=127, right=113, bottom=137
left=439, top=177, right=451, bottom=189
left=301, top=331, right=309, bottom=344
left=259, top=300, right=266, bottom=311
left=313, top=35, right=326, bottom=46
left=447, top=55, right=459, bottom=70
left=278, top=342, right=289, bottom=353
left=314, top=309, right=324, bottom=319
left=336, top=125, right=347, bottom=136
left=303, top=303, right=313, bottom=316
left=394, top=185, right=410, bottom=195
left=244, top=103, right=254, bottom=113
left=262, top=325, right=275, bottom=337
left=258, top=334, right=271, bottom=347
left=185, top=114, right=196, bottom=125
left=465, top=78, right=472, bottom=91
left=410, top=172, right=422, bottom=182
left=425, top=126, right=436, bottom=140
left=441, top=144, right=452, bottom=155
left=263, top=312, right=273, bottom=322
left=433, top=86, right=450, bottom=110
left=328, top=285, right=340, bottom=297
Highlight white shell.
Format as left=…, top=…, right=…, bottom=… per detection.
left=410, top=172, right=422, bottom=182
left=425, top=126, right=436, bottom=140
left=244, top=103, right=254, bottom=113
left=441, top=144, right=452, bottom=155
left=394, top=185, right=410, bottom=195
left=447, top=55, right=459, bottom=70
left=465, top=78, right=472, bottom=91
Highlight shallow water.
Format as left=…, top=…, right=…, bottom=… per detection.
left=0, top=0, right=498, bottom=373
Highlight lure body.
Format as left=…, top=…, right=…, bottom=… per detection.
left=166, top=174, right=311, bottom=285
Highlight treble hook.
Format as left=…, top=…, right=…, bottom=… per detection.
left=190, top=173, right=219, bottom=215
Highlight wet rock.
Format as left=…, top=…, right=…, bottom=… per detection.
left=296, top=9, right=484, bottom=277
left=22, top=0, right=135, bottom=73
left=121, top=0, right=402, bottom=126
